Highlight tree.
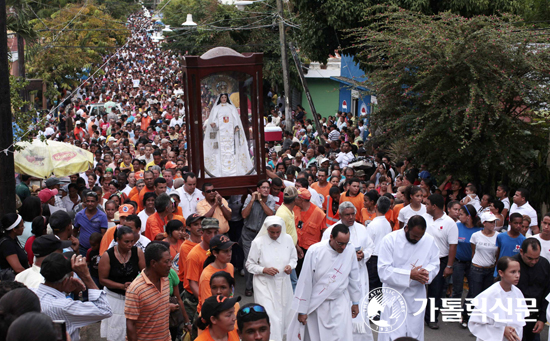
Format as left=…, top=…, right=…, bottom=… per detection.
left=26, top=2, right=129, bottom=99
left=291, top=0, right=526, bottom=63
left=160, top=0, right=300, bottom=92
left=347, top=7, right=550, bottom=198
left=7, top=0, right=38, bottom=80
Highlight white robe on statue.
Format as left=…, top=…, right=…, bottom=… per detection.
left=377, top=229, right=440, bottom=341
left=322, top=221, right=375, bottom=341
left=246, top=216, right=298, bottom=341
left=287, top=240, right=361, bottom=341
left=203, top=95, right=254, bottom=177
left=468, top=282, right=528, bottom=341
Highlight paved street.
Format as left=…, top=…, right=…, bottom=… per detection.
left=81, top=272, right=550, bottom=341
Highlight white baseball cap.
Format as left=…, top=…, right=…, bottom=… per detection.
left=481, top=212, right=499, bottom=223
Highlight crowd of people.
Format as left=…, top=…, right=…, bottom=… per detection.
left=1, top=9, right=549, bottom=341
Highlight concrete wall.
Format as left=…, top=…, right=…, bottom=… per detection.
left=300, top=78, right=340, bottom=119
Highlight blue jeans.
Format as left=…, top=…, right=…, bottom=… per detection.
left=468, top=265, right=495, bottom=299
left=290, top=269, right=297, bottom=292
left=452, top=260, right=472, bottom=321
left=425, top=257, right=448, bottom=324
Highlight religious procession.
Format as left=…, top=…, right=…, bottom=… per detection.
left=2, top=1, right=550, bottom=341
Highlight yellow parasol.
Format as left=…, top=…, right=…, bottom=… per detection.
left=14, top=139, right=94, bottom=178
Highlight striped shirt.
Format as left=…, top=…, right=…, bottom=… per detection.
left=35, top=284, right=112, bottom=341
left=125, top=270, right=171, bottom=341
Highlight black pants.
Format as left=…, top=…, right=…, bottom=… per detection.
left=523, top=320, right=541, bottom=341
left=296, top=248, right=308, bottom=277
left=425, top=256, right=448, bottom=324
left=228, top=220, right=244, bottom=270
left=367, top=256, right=382, bottom=290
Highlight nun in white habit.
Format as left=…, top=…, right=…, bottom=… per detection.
left=468, top=256, right=529, bottom=341
left=246, top=216, right=297, bottom=341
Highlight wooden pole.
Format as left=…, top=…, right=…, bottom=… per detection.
left=276, top=0, right=291, bottom=132
left=289, top=42, right=323, bottom=135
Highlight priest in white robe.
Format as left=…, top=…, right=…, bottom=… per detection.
left=203, top=93, right=254, bottom=177
left=246, top=216, right=297, bottom=341
left=287, top=224, right=362, bottom=341
left=377, top=215, right=440, bottom=341
left=468, top=257, right=529, bottom=341
left=322, top=201, right=374, bottom=341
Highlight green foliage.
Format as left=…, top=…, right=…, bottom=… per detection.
left=516, top=0, right=550, bottom=25
left=100, top=0, right=142, bottom=20
left=26, top=2, right=129, bottom=99
left=9, top=71, right=40, bottom=144
left=290, top=0, right=544, bottom=63
left=348, top=8, right=550, bottom=201
left=160, top=0, right=300, bottom=91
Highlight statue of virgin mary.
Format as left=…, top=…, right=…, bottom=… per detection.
left=203, top=93, right=254, bottom=177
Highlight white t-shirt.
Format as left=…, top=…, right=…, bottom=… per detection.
left=500, top=197, right=510, bottom=211
left=122, top=185, right=133, bottom=196
left=530, top=234, right=550, bottom=262
left=425, top=213, right=459, bottom=258
left=470, top=231, right=498, bottom=267
left=366, top=216, right=392, bottom=256
left=510, top=201, right=538, bottom=227
left=398, top=204, right=427, bottom=227
left=138, top=210, right=154, bottom=234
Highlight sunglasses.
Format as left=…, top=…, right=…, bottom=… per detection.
left=240, top=305, right=266, bottom=316
left=205, top=189, right=215, bottom=194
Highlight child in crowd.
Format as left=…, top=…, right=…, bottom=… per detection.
left=86, top=232, right=103, bottom=288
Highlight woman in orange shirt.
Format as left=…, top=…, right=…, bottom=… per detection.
left=361, top=190, right=379, bottom=227
left=198, top=235, right=235, bottom=313
left=163, top=220, right=185, bottom=269
left=197, top=271, right=239, bottom=337
left=195, top=295, right=241, bottom=341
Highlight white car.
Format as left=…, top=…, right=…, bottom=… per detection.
left=86, top=103, right=123, bottom=117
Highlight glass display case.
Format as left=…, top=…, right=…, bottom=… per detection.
left=182, top=47, right=265, bottom=195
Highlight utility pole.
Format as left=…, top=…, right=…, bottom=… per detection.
left=0, top=0, right=17, bottom=216
left=289, top=42, right=323, bottom=135
left=276, top=0, right=291, bottom=132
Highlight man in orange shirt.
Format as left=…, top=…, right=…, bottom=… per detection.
left=184, top=218, right=219, bottom=322
left=340, top=178, right=364, bottom=222
left=133, top=170, right=155, bottom=212
left=140, top=112, right=152, bottom=131
left=310, top=168, right=331, bottom=211
left=196, top=183, right=232, bottom=234
left=177, top=214, right=204, bottom=291
left=145, top=193, right=172, bottom=241
left=293, top=188, right=326, bottom=276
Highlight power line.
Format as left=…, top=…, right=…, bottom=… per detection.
left=38, top=28, right=129, bottom=31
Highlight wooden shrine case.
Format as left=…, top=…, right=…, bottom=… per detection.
left=182, top=47, right=266, bottom=195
